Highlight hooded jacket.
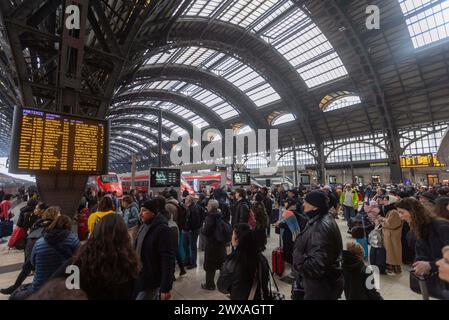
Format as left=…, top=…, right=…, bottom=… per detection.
left=135, top=213, right=174, bottom=294
left=88, top=210, right=114, bottom=234
left=30, top=229, right=80, bottom=291
left=25, top=218, right=53, bottom=260
left=123, top=202, right=139, bottom=228
left=342, top=250, right=383, bottom=300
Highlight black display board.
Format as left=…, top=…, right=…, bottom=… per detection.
left=232, top=171, right=251, bottom=186
left=150, top=168, right=181, bottom=188
left=9, top=106, right=109, bottom=174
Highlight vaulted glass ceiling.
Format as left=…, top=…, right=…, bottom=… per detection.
left=145, top=47, right=281, bottom=107
left=272, top=113, right=295, bottom=125
left=399, top=0, right=449, bottom=48
left=183, top=0, right=349, bottom=88
left=123, top=80, right=239, bottom=119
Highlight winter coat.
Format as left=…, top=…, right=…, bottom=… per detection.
left=230, top=199, right=238, bottom=226
left=16, top=203, right=37, bottom=230
left=415, top=219, right=449, bottom=273
left=135, top=213, right=174, bottom=293
left=166, top=198, right=186, bottom=231
left=342, top=250, right=383, bottom=300
left=123, top=202, right=139, bottom=228
left=381, top=205, right=403, bottom=266
left=185, top=203, right=204, bottom=231
left=201, top=210, right=226, bottom=271
left=30, top=229, right=80, bottom=291
left=235, top=199, right=250, bottom=224
left=293, top=212, right=343, bottom=299
left=217, top=251, right=254, bottom=300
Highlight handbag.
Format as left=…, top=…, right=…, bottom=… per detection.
left=410, top=270, right=449, bottom=300
left=368, top=225, right=383, bottom=248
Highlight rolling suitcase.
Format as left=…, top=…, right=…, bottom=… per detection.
left=272, top=236, right=284, bottom=276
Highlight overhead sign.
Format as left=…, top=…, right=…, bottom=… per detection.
left=370, top=162, right=389, bottom=167
left=150, top=168, right=181, bottom=188
left=9, top=106, right=109, bottom=174
left=400, top=154, right=445, bottom=168
left=232, top=171, right=251, bottom=186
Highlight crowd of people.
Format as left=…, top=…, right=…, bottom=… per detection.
left=1, top=181, right=449, bottom=300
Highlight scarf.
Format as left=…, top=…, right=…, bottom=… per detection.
left=281, top=210, right=301, bottom=242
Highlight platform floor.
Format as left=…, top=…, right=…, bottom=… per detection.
left=0, top=205, right=423, bottom=300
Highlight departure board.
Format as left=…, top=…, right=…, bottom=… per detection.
left=400, top=154, right=445, bottom=168
left=9, top=106, right=109, bottom=174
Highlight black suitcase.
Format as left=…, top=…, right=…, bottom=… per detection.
left=369, top=247, right=386, bottom=275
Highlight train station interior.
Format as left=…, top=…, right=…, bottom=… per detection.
left=0, top=0, right=449, bottom=303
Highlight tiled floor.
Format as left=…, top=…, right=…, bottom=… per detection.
left=0, top=204, right=423, bottom=300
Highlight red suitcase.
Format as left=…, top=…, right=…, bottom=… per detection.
left=272, top=236, right=284, bottom=276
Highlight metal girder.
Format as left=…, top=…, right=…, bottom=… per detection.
left=132, top=18, right=324, bottom=144
left=113, top=89, right=226, bottom=132
left=111, top=140, right=141, bottom=155
left=120, top=63, right=267, bottom=129
left=111, top=125, right=172, bottom=151
left=110, top=117, right=174, bottom=139
left=109, top=105, right=194, bottom=137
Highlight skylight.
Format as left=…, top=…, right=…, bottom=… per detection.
left=183, top=0, right=349, bottom=88
left=320, top=92, right=362, bottom=112
left=144, top=47, right=281, bottom=107
left=399, top=0, right=449, bottom=48
left=272, top=113, right=295, bottom=125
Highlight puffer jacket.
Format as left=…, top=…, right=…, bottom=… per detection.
left=293, top=212, right=343, bottom=299
left=123, top=202, right=139, bottom=228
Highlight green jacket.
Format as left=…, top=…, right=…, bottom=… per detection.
left=340, top=189, right=359, bottom=208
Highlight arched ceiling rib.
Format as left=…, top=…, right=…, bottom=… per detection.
left=109, top=107, right=194, bottom=137
left=112, top=89, right=225, bottom=131
left=111, top=125, right=172, bottom=151
left=120, top=64, right=267, bottom=129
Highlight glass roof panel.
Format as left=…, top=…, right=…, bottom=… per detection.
left=144, top=47, right=281, bottom=107
left=182, top=1, right=349, bottom=88
left=323, top=95, right=362, bottom=112
left=272, top=113, right=295, bottom=125
left=399, top=0, right=449, bottom=48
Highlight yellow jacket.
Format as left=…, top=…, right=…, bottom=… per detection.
left=88, top=210, right=114, bottom=234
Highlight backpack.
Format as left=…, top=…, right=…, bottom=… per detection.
left=175, top=203, right=187, bottom=230
left=214, top=215, right=232, bottom=243
left=187, top=204, right=203, bottom=230
left=248, top=210, right=257, bottom=230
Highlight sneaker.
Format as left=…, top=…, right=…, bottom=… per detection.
left=201, top=283, right=215, bottom=291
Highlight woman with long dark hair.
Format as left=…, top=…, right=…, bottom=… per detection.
left=50, top=214, right=139, bottom=299
left=397, top=198, right=449, bottom=299
left=217, top=223, right=267, bottom=300
left=252, top=193, right=268, bottom=252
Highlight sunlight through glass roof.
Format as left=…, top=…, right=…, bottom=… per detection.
left=272, top=113, right=295, bottom=125
left=399, top=0, right=449, bottom=48
left=124, top=80, right=239, bottom=119
left=321, top=95, right=361, bottom=112
left=183, top=0, right=349, bottom=88
left=145, top=47, right=281, bottom=107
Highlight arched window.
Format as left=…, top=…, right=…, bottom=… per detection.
left=271, top=113, right=295, bottom=126
left=320, top=91, right=361, bottom=112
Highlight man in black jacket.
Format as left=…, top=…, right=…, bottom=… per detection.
left=293, top=191, right=344, bottom=300
left=135, top=199, right=174, bottom=300
left=184, top=195, right=204, bottom=269
left=233, top=188, right=250, bottom=225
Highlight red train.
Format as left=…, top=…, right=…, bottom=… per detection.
left=87, top=173, right=123, bottom=198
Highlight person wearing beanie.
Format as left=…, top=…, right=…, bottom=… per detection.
left=293, top=191, right=344, bottom=300
left=376, top=195, right=403, bottom=275
left=135, top=198, right=174, bottom=300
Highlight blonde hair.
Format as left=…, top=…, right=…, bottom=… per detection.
left=347, top=242, right=365, bottom=261
left=42, top=206, right=61, bottom=220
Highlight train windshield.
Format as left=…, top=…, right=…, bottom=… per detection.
left=101, top=175, right=118, bottom=183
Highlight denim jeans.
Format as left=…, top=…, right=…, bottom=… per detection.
left=183, top=229, right=200, bottom=266
left=343, top=205, right=355, bottom=227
